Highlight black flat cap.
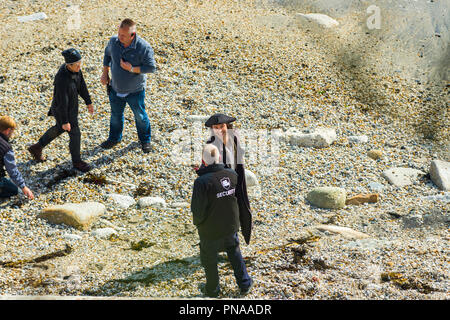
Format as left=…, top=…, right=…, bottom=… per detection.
left=205, top=113, right=236, bottom=127
left=62, top=48, right=82, bottom=64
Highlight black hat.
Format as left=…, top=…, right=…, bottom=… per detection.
left=205, top=113, right=236, bottom=127
left=62, top=48, right=82, bottom=64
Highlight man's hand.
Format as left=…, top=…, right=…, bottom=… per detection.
left=87, top=104, right=94, bottom=115
left=100, top=72, right=110, bottom=85
left=62, top=123, right=71, bottom=132
left=120, top=59, right=133, bottom=72
left=22, top=186, right=34, bottom=200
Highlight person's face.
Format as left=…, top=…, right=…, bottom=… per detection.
left=212, top=123, right=227, bottom=140
left=5, top=128, right=15, bottom=139
left=67, top=61, right=82, bottom=73
left=118, top=26, right=135, bottom=45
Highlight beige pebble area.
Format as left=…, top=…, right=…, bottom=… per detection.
left=0, top=0, right=448, bottom=300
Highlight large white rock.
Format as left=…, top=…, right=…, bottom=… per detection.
left=39, top=202, right=106, bottom=231
left=382, top=167, right=425, bottom=187
left=245, top=169, right=259, bottom=187
left=138, top=197, right=166, bottom=208
left=106, top=194, right=136, bottom=209
left=286, top=127, right=337, bottom=148
left=429, top=160, right=450, bottom=191
left=295, top=13, right=339, bottom=28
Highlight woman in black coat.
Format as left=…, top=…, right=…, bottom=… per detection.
left=203, top=113, right=252, bottom=245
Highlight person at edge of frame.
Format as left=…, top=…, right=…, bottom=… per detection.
left=191, top=143, right=253, bottom=298
left=0, top=115, right=34, bottom=200
left=28, top=48, right=94, bottom=173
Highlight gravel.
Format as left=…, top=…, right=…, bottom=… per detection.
left=0, top=0, right=448, bottom=300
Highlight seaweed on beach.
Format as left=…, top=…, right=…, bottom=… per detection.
left=0, top=244, right=73, bottom=268
left=82, top=173, right=109, bottom=185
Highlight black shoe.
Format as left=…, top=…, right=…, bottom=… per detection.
left=141, top=142, right=152, bottom=153
left=240, top=278, right=254, bottom=296
left=199, top=283, right=219, bottom=298
left=73, top=161, right=91, bottom=173
left=100, top=140, right=119, bottom=150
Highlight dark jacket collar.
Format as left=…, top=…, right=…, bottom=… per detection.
left=196, top=163, right=225, bottom=176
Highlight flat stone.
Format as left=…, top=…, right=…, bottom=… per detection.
left=17, top=12, right=48, bottom=23
left=138, top=197, right=166, bottom=208
left=307, top=187, right=346, bottom=209
left=382, top=167, right=425, bottom=187
left=91, top=228, right=117, bottom=239
left=295, top=13, right=339, bottom=28
left=368, top=182, right=385, bottom=192
left=287, top=127, right=337, bottom=148
left=106, top=194, right=136, bottom=209
left=315, top=225, right=370, bottom=239
left=348, top=135, right=368, bottom=144
left=429, top=160, right=450, bottom=191
left=346, top=194, right=379, bottom=205
left=62, top=234, right=82, bottom=241
left=39, top=202, right=106, bottom=231
left=186, top=115, right=210, bottom=123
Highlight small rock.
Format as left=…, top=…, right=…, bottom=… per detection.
left=62, top=234, right=82, bottom=241
left=186, top=115, right=209, bottom=123
left=348, top=135, right=368, bottom=144
left=368, top=149, right=383, bottom=160
left=429, top=160, right=450, bottom=191
left=245, top=169, right=259, bottom=187
left=17, top=12, right=48, bottom=23
left=295, top=13, right=339, bottom=28
left=382, top=167, right=425, bottom=187
left=170, top=202, right=190, bottom=208
left=91, top=228, right=117, bottom=239
left=39, top=202, right=106, bottom=231
left=346, top=194, right=379, bottom=205
left=368, top=182, right=385, bottom=192
left=106, top=194, right=136, bottom=209
left=138, top=197, right=166, bottom=208
left=307, top=187, right=346, bottom=209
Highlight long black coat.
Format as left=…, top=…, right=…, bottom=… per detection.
left=48, top=64, right=92, bottom=126
left=206, top=135, right=252, bottom=244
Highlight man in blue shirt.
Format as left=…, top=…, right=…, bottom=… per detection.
left=100, top=18, right=156, bottom=153
left=0, top=116, right=34, bottom=200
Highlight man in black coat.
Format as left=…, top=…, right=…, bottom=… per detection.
left=28, top=48, right=94, bottom=172
left=191, top=144, right=253, bottom=298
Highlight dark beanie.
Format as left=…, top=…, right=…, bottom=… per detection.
left=62, top=48, right=82, bottom=64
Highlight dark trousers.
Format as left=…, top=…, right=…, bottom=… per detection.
left=0, top=177, right=18, bottom=198
left=38, top=123, right=81, bottom=163
left=199, top=232, right=252, bottom=295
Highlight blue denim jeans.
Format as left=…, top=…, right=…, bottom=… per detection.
left=107, top=87, right=151, bottom=144
left=199, top=232, right=252, bottom=296
left=0, top=177, right=18, bottom=198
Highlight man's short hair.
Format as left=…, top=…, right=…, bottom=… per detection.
left=203, top=144, right=220, bottom=165
left=120, top=18, right=136, bottom=29
left=0, top=115, right=16, bottom=132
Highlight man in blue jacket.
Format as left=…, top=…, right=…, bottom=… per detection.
left=191, top=144, right=253, bottom=298
left=100, top=18, right=156, bottom=153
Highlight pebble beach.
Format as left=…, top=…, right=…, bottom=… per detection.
left=0, top=0, right=448, bottom=300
